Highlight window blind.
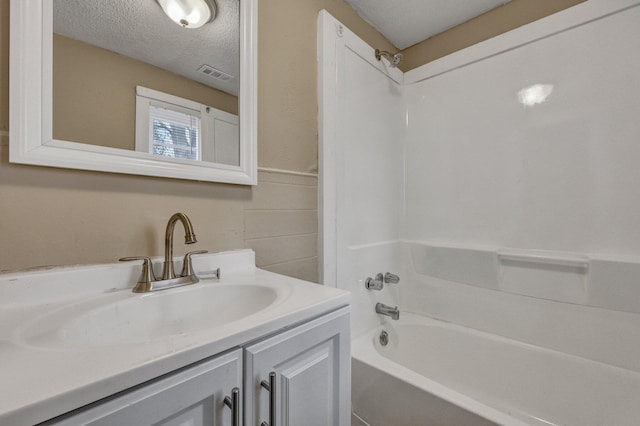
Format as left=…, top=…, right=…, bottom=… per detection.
left=149, top=104, right=201, bottom=161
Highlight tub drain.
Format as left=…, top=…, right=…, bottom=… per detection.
left=379, top=330, right=389, bottom=346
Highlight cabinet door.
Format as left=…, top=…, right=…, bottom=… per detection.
left=245, top=307, right=351, bottom=426
left=46, top=349, right=243, bottom=426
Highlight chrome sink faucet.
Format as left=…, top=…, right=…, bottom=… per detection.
left=162, top=212, right=197, bottom=280
left=375, top=302, right=400, bottom=320
left=120, top=212, right=214, bottom=293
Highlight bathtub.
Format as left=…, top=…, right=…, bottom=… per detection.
left=352, top=313, right=640, bottom=426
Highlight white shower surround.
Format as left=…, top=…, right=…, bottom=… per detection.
left=319, top=0, right=640, bottom=424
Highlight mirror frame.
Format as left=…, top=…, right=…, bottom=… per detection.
left=9, top=0, right=258, bottom=185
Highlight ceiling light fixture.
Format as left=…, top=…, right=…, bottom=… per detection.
left=156, top=0, right=217, bottom=29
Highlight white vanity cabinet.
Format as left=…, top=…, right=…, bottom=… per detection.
left=40, top=307, right=350, bottom=426
left=45, top=349, right=243, bottom=426
left=244, top=307, right=351, bottom=426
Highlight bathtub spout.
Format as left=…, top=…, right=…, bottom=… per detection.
left=375, top=302, right=399, bottom=320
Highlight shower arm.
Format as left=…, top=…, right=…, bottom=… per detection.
left=375, top=49, right=403, bottom=67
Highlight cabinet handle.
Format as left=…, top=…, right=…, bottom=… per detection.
left=260, top=371, right=276, bottom=426
left=223, top=387, right=240, bottom=426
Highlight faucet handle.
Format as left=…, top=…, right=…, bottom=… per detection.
left=119, top=256, right=157, bottom=293
left=384, top=272, right=400, bottom=284
left=180, top=250, right=208, bottom=277
left=365, top=273, right=384, bottom=290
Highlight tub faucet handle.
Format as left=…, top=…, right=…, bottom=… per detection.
left=365, top=273, right=384, bottom=290
left=384, top=272, right=400, bottom=284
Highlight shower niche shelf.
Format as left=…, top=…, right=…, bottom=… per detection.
left=409, top=242, right=640, bottom=314
left=497, top=249, right=589, bottom=305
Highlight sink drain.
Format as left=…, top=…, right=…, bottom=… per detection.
left=379, top=330, right=389, bottom=346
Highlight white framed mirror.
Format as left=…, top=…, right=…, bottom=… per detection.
left=9, top=0, right=257, bottom=185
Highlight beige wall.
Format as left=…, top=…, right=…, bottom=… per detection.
left=401, top=0, right=587, bottom=71
left=53, top=34, right=238, bottom=151
left=0, top=0, right=392, bottom=281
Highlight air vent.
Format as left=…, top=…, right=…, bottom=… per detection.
left=197, top=65, right=234, bottom=82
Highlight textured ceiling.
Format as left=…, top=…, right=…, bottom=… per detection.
left=344, top=0, right=512, bottom=50
left=53, top=0, right=239, bottom=96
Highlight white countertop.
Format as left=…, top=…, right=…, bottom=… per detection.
left=0, top=250, right=350, bottom=426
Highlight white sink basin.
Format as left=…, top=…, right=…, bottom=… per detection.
left=17, top=283, right=281, bottom=347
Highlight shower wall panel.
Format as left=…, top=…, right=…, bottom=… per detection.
left=337, top=38, right=406, bottom=337
left=338, top=49, right=405, bottom=248
left=319, top=11, right=405, bottom=336
left=404, top=3, right=640, bottom=258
